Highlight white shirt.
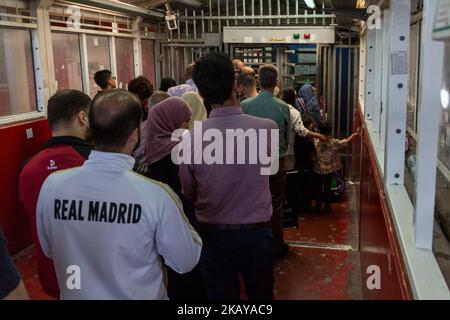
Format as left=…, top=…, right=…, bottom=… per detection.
left=286, top=104, right=310, bottom=170
left=167, top=79, right=198, bottom=97
left=36, top=151, right=202, bottom=300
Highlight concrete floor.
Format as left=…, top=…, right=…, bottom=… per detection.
left=14, top=192, right=363, bottom=300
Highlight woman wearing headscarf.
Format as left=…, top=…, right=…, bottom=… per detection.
left=132, top=91, right=170, bottom=176
left=144, top=97, right=207, bottom=300
left=181, top=92, right=207, bottom=129
left=296, top=83, right=322, bottom=124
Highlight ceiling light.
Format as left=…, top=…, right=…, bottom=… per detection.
left=441, top=88, right=449, bottom=109
left=304, top=0, right=316, bottom=9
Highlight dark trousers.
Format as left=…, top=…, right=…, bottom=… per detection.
left=198, top=226, right=274, bottom=300
left=315, top=173, right=332, bottom=209
left=167, top=266, right=207, bottom=300
left=298, top=170, right=314, bottom=213
left=269, top=158, right=287, bottom=249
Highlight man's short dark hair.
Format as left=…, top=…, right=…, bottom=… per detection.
left=47, top=90, right=91, bottom=130
left=89, top=89, right=142, bottom=150
left=193, top=52, right=235, bottom=105
left=318, top=120, right=333, bottom=136
left=127, top=76, right=154, bottom=102
left=160, top=77, right=177, bottom=92
left=258, top=64, right=278, bottom=89
left=94, top=70, right=112, bottom=89
left=236, top=72, right=256, bottom=89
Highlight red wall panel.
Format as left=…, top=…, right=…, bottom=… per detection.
left=0, top=118, right=51, bottom=254
left=353, top=104, right=412, bottom=299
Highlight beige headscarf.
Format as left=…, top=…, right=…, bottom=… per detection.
left=181, top=92, right=207, bottom=129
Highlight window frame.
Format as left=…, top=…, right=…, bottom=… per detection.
left=0, top=1, right=158, bottom=125
left=0, top=20, right=44, bottom=126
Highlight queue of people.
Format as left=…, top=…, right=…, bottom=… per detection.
left=4, top=52, right=359, bottom=300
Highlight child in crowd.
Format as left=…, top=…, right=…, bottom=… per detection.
left=313, top=121, right=359, bottom=212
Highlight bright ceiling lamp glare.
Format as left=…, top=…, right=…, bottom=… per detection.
left=304, top=0, right=316, bottom=9
left=441, top=88, right=449, bottom=110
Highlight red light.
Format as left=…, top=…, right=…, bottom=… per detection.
left=304, top=33, right=311, bottom=39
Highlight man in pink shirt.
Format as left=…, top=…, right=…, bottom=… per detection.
left=179, top=52, right=276, bottom=300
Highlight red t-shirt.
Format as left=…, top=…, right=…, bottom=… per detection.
left=18, top=137, right=91, bottom=298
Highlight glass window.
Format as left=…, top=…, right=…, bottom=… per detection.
left=407, top=22, right=421, bottom=132
left=438, top=43, right=450, bottom=175
left=141, top=39, right=156, bottom=88
left=86, top=35, right=111, bottom=98
left=52, top=32, right=83, bottom=91
left=115, top=37, right=134, bottom=90
left=0, top=29, right=37, bottom=117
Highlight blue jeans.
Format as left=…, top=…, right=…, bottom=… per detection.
left=198, top=225, right=274, bottom=300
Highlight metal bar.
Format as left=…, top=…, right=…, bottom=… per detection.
left=0, top=12, right=37, bottom=20
left=235, top=0, right=238, bottom=25
left=260, top=0, right=263, bottom=24
left=218, top=0, right=221, bottom=32
left=380, top=9, right=390, bottom=151
left=277, top=0, right=281, bottom=25
left=252, top=0, right=255, bottom=24
left=322, top=0, right=325, bottom=25
left=304, top=9, right=307, bottom=24
left=62, top=0, right=164, bottom=20
left=185, top=9, right=188, bottom=38
left=155, top=41, right=161, bottom=88
left=177, top=10, right=181, bottom=38
left=414, top=0, right=445, bottom=250
left=313, top=9, right=316, bottom=25
left=193, top=10, right=197, bottom=38
left=242, top=0, right=246, bottom=23
left=109, top=36, right=117, bottom=85
left=286, top=0, right=289, bottom=25
left=329, top=47, right=334, bottom=121
left=79, top=34, right=90, bottom=96
left=365, top=29, right=376, bottom=120
left=269, top=0, right=272, bottom=24
left=295, top=0, right=298, bottom=24
left=49, top=26, right=139, bottom=38
left=30, top=1, right=56, bottom=102
left=226, top=0, right=229, bottom=26
left=165, top=43, right=219, bottom=48
left=179, top=14, right=335, bottom=20
left=30, top=28, right=45, bottom=112
left=209, top=0, right=213, bottom=32
left=201, top=10, right=205, bottom=34
left=383, top=0, right=410, bottom=185
left=347, top=47, right=351, bottom=137
left=0, top=21, right=37, bottom=29
left=132, top=18, right=142, bottom=77
left=48, top=19, right=133, bottom=33
left=170, top=46, right=175, bottom=79
left=338, top=47, right=342, bottom=137
left=373, top=26, right=384, bottom=133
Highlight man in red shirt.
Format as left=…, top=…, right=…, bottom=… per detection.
left=18, top=90, right=92, bottom=298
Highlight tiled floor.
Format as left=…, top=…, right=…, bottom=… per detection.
left=273, top=191, right=362, bottom=300
left=13, top=246, right=53, bottom=300
left=14, top=190, right=362, bottom=300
